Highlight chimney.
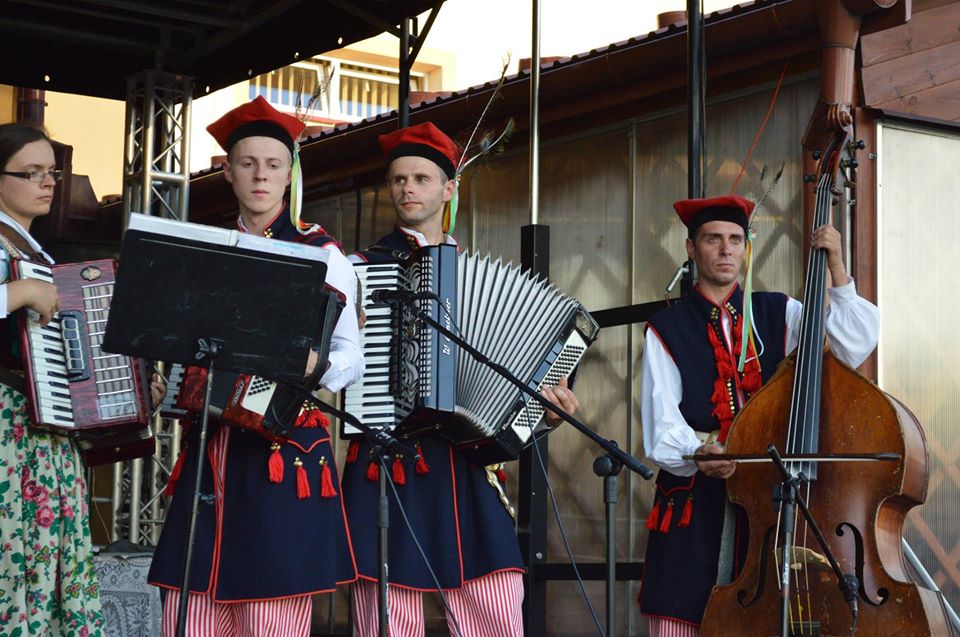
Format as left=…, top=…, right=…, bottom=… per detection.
left=657, top=11, right=687, bottom=29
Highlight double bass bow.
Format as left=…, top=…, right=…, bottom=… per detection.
left=698, top=111, right=952, bottom=637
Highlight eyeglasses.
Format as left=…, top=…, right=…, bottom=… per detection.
left=0, top=169, right=63, bottom=183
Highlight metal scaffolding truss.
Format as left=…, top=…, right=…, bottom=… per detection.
left=122, top=71, right=192, bottom=222
left=111, top=70, right=192, bottom=546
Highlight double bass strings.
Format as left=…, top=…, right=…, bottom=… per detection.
left=775, top=157, right=837, bottom=632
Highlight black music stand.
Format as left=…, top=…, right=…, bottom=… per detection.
left=103, top=227, right=332, bottom=637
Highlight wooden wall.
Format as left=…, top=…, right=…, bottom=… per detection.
left=861, top=0, right=960, bottom=121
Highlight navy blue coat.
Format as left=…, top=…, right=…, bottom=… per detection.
left=342, top=227, right=525, bottom=590
left=148, top=210, right=358, bottom=600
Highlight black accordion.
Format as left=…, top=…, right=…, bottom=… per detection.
left=346, top=244, right=599, bottom=464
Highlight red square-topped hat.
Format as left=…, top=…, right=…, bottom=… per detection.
left=673, top=194, right=755, bottom=236
left=207, top=96, right=305, bottom=154
left=379, top=122, right=460, bottom=180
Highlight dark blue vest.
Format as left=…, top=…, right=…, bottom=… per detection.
left=639, top=286, right=788, bottom=625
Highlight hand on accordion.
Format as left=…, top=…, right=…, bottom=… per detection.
left=8, top=278, right=59, bottom=325
left=150, top=372, right=168, bottom=409
left=540, top=377, right=579, bottom=428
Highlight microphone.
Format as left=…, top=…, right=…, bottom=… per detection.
left=369, top=289, right=437, bottom=305
left=664, top=261, right=690, bottom=294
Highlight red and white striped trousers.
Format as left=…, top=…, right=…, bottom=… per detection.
left=352, top=570, right=524, bottom=637
left=647, top=617, right=700, bottom=637
left=161, top=589, right=312, bottom=637
left=159, top=427, right=312, bottom=636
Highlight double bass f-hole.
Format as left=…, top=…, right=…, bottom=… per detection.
left=835, top=521, right=889, bottom=608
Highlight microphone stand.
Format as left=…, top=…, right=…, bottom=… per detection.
left=283, top=384, right=417, bottom=637
left=175, top=337, right=222, bottom=637
left=593, top=448, right=623, bottom=637
left=766, top=445, right=860, bottom=637
left=387, top=295, right=653, bottom=480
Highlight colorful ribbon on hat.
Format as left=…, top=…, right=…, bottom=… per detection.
left=442, top=175, right=461, bottom=234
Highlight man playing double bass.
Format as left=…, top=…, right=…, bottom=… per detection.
left=638, top=194, right=879, bottom=637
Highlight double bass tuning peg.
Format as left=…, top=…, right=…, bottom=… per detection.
left=847, top=139, right=866, bottom=152
left=841, top=158, right=859, bottom=170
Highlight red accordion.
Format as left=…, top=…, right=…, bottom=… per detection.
left=161, top=364, right=323, bottom=440
left=11, top=258, right=155, bottom=466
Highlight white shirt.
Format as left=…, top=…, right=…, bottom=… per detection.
left=316, top=246, right=365, bottom=392
left=0, top=210, right=54, bottom=320
left=235, top=218, right=364, bottom=393
left=641, top=280, right=880, bottom=476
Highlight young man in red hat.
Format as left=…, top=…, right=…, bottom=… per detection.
left=342, top=121, right=580, bottom=637
left=148, top=96, right=364, bottom=636
left=638, top=195, right=879, bottom=636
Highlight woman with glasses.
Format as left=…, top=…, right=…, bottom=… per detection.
left=0, top=123, right=105, bottom=636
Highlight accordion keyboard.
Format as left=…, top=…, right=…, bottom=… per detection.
left=343, top=263, right=409, bottom=433
left=16, top=259, right=143, bottom=430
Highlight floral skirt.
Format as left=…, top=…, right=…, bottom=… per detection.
left=0, top=382, right=104, bottom=636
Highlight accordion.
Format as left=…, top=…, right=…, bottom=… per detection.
left=11, top=259, right=155, bottom=466
left=346, top=244, right=599, bottom=464
left=157, top=282, right=343, bottom=439
left=160, top=364, right=314, bottom=440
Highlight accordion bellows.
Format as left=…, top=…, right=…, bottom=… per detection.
left=347, top=245, right=599, bottom=464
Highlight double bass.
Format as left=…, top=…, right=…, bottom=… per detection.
left=699, top=123, right=952, bottom=636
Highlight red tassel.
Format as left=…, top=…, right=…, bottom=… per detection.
left=392, top=456, right=406, bottom=485
left=267, top=442, right=283, bottom=484
left=316, top=411, right=330, bottom=429
left=320, top=457, right=337, bottom=498
left=294, top=404, right=329, bottom=429
left=414, top=446, right=430, bottom=475
left=496, top=467, right=508, bottom=483
left=268, top=442, right=284, bottom=483
left=742, top=361, right=762, bottom=393
left=346, top=439, right=360, bottom=464
left=659, top=499, right=674, bottom=533
left=677, top=496, right=694, bottom=528
left=295, top=458, right=310, bottom=499
left=164, top=449, right=186, bottom=496
left=645, top=499, right=661, bottom=531
left=366, top=459, right=379, bottom=481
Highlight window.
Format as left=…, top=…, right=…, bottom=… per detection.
left=249, top=58, right=424, bottom=125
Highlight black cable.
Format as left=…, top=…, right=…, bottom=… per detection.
left=529, top=429, right=607, bottom=637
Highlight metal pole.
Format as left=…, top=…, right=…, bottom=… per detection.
left=110, top=462, right=122, bottom=542
left=141, top=73, right=156, bottom=216
left=902, top=538, right=960, bottom=632
left=179, top=75, right=192, bottom=221
left=687, top=0, right=704, bottom=199
left=605, top=473, right=617, bottom=636
left=529, top=0, right=541, bottom=224
left=122, top=76, right=138, bottom=225
left=399, top=17, right=411, bottom=128
left=16, top=88, right=46, bottom=127
left=519, top=4, right=549, bottom=635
